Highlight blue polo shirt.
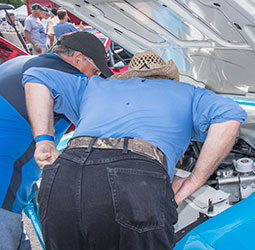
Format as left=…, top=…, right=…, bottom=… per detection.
left=23, top=68, right=247, bottom=179
left=53, top=22, right=77, bottom=40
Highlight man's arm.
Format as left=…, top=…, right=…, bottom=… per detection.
left=48, top=34, right=55, bottom=47
left=24, top=30, right=42, bottom=53
left=18, top=21, right=24, bottom=35
left=172, top=120, right=240, bottom=205
left=47, top=20, right=56, bottom=47
left=25, top=82, right=60, bottom=167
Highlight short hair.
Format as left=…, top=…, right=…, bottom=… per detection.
left=57, top=9, right=67, bottom=20
left=51, top=43, right=90, bottom=62
left=50, top=8, right=58, bottom=16
left=51, top=44, right=75, bottom=57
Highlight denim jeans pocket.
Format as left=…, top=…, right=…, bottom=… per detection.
left=107, top=167, right=168, bottom=233
left=38, top=162, right=60, bottom=223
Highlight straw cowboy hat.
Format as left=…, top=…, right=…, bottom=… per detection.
left=112, top=50, right=179, bottom=81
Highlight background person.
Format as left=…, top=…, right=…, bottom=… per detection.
left=23, top=51, right=246, bottom=250
left=47, top=8, right=59, bottom=47
left=54, top=9, right=83, bottom=40
left=1, top=12, right=24, bottom=34
left=0, top=31, right=112, bottom=250
left=24, top=3, right=47, bottom=55
left=41, top=7, right=50, bottom=35
left=41, top=7, right=51, bottom=48
left=0, top=12, right=26, bottom=50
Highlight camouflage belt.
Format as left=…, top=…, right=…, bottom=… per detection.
left=68, top=136, right=168, bottom=171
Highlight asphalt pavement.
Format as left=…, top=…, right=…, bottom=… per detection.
left=23, top=211, right=43, bottom=249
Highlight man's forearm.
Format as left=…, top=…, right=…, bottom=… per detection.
left=174, top=120, right=240, bottom=204
left=48, top=34, right=55, bottom=47
left=24, top=30, right=36, bottom=46
left=24, top=82, right=54, bottom=138
left=25, top=82, right=60, bottom=168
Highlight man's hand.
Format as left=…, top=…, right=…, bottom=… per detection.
left=79, top=21, right=84, bottom=31
left=34, top=44, right=42, bottom=53
left=172, top=174, right=200, bottom=205
left=35, top=141, right=60, bottom=168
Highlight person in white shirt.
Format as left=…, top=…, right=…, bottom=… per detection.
left=47, top=8, right=59, bottom=47
left=41, top=7, right=50, bottom=32
left=0, top=12, right=26, bottom=50
left=1, top=13, right=24, bottom=34
left=41, top=7, right=51, bottom=47
left=24, top=3, right=47, bottom=55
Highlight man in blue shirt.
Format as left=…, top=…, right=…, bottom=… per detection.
left=0, top=31, right=112, bottom=250
left=53, top=9, right=81, bottom=40
left=23, top=51, right=246, bottom=250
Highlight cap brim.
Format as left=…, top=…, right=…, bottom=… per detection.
left=96, top=60, right=113, bottom=78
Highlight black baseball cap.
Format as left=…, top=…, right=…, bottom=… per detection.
left=59, top=32, right=113, bottom=77
left=31, top=3, right=43, bottom=11
left=42, top=7, right=49, bottom=13
left=50, top=8, right=58, bottom=16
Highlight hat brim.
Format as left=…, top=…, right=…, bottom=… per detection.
left=31, top=5, right=43, bottom=11
left=112, top=60, right=179, bottom=81
left=96, top=60, right=113, bottom=78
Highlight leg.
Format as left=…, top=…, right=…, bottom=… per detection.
left=0, top=208, right=22, bottom=250
left=18, top=220, right=32, bottom=250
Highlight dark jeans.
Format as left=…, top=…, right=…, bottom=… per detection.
left=38, top=148, right=178, bottom=250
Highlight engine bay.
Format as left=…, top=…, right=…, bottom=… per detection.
left=175, top=122, right=255, bottom=240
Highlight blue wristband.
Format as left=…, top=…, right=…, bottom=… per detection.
left=35, top=135, right=55, bottom=143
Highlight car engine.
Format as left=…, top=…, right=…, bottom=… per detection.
left=175, top=122, right=255, bottom=240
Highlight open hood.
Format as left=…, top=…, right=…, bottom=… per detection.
left=51, top=0, right=255, bottom=95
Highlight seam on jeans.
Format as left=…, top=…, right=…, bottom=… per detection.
left=39, top=163, right=60, bottom=223
left=75, top=164, right=84, bottom=239
left=85, top=154, right=167, bottom=173
left=59, top=149, right=92, bottom=165
left=109, top=168, right=167, bottom=180
left=160, top=177, right=167, bottom=228
left=43, top=162, right=60, bottom=170
left=107, top=167, right=120, bottom=218
left=76, top=151, right=92, bottom=239
left=59, top=153, right=86, bottom=165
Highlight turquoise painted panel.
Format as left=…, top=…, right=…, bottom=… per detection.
left=174, top=193, right=255, bottom=250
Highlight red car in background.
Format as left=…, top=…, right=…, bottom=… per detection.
left=92, top=31, right=131, bottom=74
left=25, top=0, right=82, bottom=25
left=0, top=36, right=29, bottom=65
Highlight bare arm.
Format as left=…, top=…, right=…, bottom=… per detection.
left=48, top=33, right=55, bottom=47
left=25, top=82, right=60, bottom=167
left=172, top=120, right=240, bottom=204
left=47, top=20, right=55, bottom=47
left=24, top=30, right=41, bottom=53
left=79, top=21, right=84, bottom=31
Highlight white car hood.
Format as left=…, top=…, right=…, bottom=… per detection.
left=52, top=0, right=255, bottom=95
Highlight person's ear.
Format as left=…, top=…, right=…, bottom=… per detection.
left=72, top=51, right=83, bottom=66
